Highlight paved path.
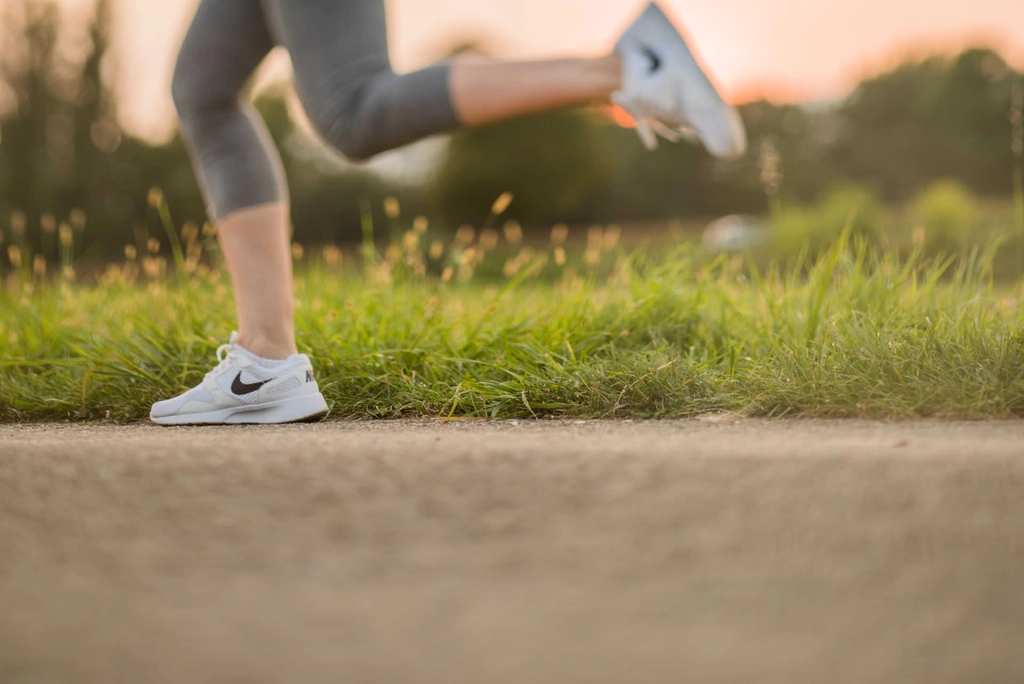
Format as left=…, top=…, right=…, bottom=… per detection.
left=2, top=419, right=1024, bottom=684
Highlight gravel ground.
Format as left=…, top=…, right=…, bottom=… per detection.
left=2, top=418, right=1023, bottom=684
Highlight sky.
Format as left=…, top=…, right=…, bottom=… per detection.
left=104, top=0, right=1024, bottom=141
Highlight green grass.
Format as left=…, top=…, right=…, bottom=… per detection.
left=3, top=229, right=1024, bottom=423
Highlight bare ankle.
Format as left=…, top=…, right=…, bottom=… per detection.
left=235, top=331, right=298, bottom=360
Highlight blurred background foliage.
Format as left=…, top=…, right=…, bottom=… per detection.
left=0, top=0, right=1022, bottom=261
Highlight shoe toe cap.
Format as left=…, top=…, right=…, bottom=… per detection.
left=694, top=107, right=748, bottom=159
left=150, top=385, right=217, bottom=421
left=150, top=397, right=181, bottom=420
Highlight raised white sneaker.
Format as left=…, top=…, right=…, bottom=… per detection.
left=150, top=333, right=329, bottom=425
left=613, top=2, right=747, bottom=158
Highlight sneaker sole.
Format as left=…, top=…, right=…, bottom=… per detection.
left=150, top=392, right=330, bottom=426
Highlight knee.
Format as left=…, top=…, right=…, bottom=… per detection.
left=307, top=106, right=382, bottom=163
left=171, top=50, right=233, bottom=128
left=305, top=71, right=395, bottom=162
left=171, top=53, right=200, bottom=121
left=330, top=127, right=380, bottom=163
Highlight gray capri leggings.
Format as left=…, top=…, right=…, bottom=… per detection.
left=172, top=0, right=460, bottom=220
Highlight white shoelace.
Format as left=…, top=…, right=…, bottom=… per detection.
left=612, top=93, right=686, bottom=151
left=202, top=343, right=252, bottom=391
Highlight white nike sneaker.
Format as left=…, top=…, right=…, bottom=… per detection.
left=613, top=2, right=747, bottom=158
left=150, top=333, right=329, bottom=425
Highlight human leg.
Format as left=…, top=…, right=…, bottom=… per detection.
left=264, top=0, right=743, bottom=161
left=261, top=0, right=623, bottom=160
left=448, top=55, right=623, bottom=127
left=172, top=0, right=282, bottom=221
left=155, top=0, right=328, bottom=425
left=215, top=204, right=297, bottom=359
left=172, top=0, right=296, bottom=359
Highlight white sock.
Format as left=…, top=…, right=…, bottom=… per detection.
left=252, top=355, right=289, bottom=369
left=235, top=344, right=291, bottom=369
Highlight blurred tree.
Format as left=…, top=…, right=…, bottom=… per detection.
left=429, top=108, right=615, bottom=226
left=739, top=99, right=843, bottom=204
left=0, top=0, right=63, bottom=222
left=831, top=48, right=1019, bottom=200
left=0, top=0, right=141, bottom=254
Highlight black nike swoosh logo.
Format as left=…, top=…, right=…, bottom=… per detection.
left=231, top=371, right=270, bottom=395
left=641, top=45, right=661, bottom=73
